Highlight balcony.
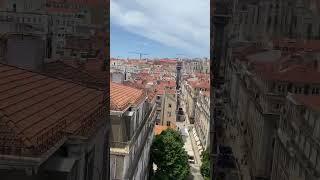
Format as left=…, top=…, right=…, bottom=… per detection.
left=111, top=104, right=157, bottom=151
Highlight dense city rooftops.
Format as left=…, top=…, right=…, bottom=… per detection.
left=0, top=63, right=106, bottom=157
left=187, top=79, right=210, bottom=89
left=233, top=44, right=320, bottom=84
left=110, top=82, right=146, bottom=111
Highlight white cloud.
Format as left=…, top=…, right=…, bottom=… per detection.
left=111, top=0, right=209, bottom=57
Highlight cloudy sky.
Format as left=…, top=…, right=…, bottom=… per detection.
left=110, top=0, right=209, bottom=58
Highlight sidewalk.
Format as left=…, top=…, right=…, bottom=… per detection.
left=188, top=126, right=202, bottom=165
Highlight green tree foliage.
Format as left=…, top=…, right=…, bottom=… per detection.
left=150, top=129, right=190, bottom=180
left=200, top=149, right=210, bottom=179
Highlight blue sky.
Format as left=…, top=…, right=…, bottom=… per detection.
left=110, top=0, right=209, bottom=59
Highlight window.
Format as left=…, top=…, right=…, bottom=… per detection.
left=13, top=3, right=16, bottom=12
left=167, top=121, right=171, bottom=126
left=168, top=104, right=172, bottom=108
left=312, top=87, right=319, bottom=95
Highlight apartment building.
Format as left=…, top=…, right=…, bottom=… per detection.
left=182, top=78, right=210, bottom=124
left=0, top=63, right=110, bottom=180
left=234, top=0, right=320, bottom=42
left=182, top=59, right=210, bottom=75
left=159, top=89, right=177, bottom=127
left=225, top=41, right=320, bottom=179
left=194, top=91, right=210, bottom=152
left=110, top=82, right=156, bottom=180
left=271, top=94, right=320, bottom=180
left=0, top=0, right=106, bottom=61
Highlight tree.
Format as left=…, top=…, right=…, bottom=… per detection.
left=150, top=129, right=190, bottom=180
left=200, top=149, right=210, bottom=179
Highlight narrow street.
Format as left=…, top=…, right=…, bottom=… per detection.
left=176, top=102, right=204, bottom=180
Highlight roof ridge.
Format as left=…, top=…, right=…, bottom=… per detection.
left=0, top=63, right=103, bottom=91
left=52, top=60, right=107, bottom=89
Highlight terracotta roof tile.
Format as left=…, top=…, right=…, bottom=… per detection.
left=154, top=124, right=177, bottom=135
left=0, top=63, right=105, bottom=156
left=257, top=64, right=320, bottom=84
left=110, top=82, right=146, bottom=111
left=290, top=94, right=320, bottom=111
left=43, top=60, right=107, bottom=88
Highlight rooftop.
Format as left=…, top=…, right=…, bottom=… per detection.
left=154, top=124, right=177, bottom=135
left=289, top=94, right=320, bottom=112
left=110, top=82, right=145, bottom=111
left=0, top=63, right=105, bottom=157
left=43, top=59, right=108, bottom=88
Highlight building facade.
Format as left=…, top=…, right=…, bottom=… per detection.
left=271, top=94, right=320, bottom=180
left=110, top=83, right=156, bottom=180
left=0, top=63, right=110, bottom=180
left=194, top=91, right=210, bottom=152
left=160, top=90, right=177, bottom=127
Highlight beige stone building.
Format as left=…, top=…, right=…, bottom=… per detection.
left=194, top=91, right=210, bottom=152
left=225, top=41, right=320, bottom=179
left=182, top=78, right=209, bottom=124
left=271, top=94, right=320, bottom=180
left=110, top=82, right=156, bottom=180
left=160, top=89, right=177, bottom=127
left=233, top=0, right=320, bottom=42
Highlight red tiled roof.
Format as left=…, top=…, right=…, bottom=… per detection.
left=272, top=39, right=320, bottom=53
left=291, top=94, right=320, bottom=111
left=0, top=63, right=105, bottom=156
left=202, top=91, right=210, bottom=97
left=63, top=59, right=108, bottom=80
left=123, top=81, right=145, bottom=89
left=43, top=59, right=107, bottom=88
left=154, top=124, right=177, bottom=135
left=188, top=79, right=210, bottom=89
left=159, top=59, right=177, bottom=64
left=255, top=60, right=320, bottom=84
left=110, top=82, right=146, bottom=111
